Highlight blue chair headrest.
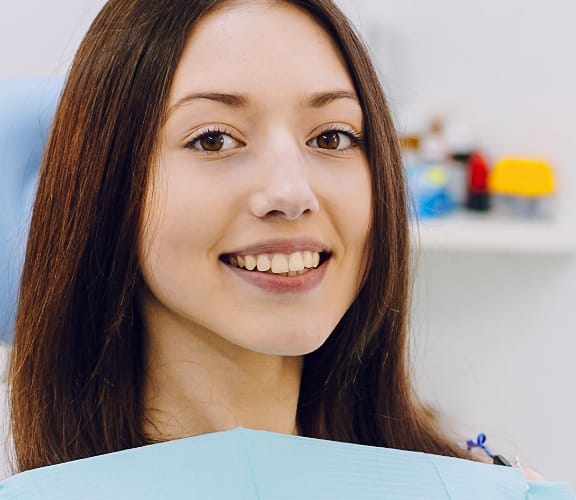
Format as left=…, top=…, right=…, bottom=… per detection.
left=0, top=77, right=63, bottom=342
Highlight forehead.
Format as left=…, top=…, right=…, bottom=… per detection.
left=168, top=1, right=355, bottom=105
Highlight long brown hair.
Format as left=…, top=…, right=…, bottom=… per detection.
left=11, top=0, right=469, bottom=472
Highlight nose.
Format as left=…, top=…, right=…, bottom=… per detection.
left=248, top=141, right=320, bottom=220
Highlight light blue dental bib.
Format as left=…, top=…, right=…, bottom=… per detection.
left=0, top=427, right=572, bottom=499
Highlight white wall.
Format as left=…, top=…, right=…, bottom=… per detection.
left=0, top=1, right=107, bottom=77
left=341, top=0, right=576, bottom=220
left=337, top=0, right=576, bottom=487
left=1, top=0, right=575, bottom=489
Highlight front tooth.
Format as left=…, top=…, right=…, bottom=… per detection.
left=244, top=255, right=257, bottom=271
left=237, top=255, right=245, bottom=268
left=312, top=252, right=320, bottom=268
left=271, top=254, right=289, bottom=274
left=288, top=252, right=305, bottom=272
left=256, top=254, right=271, bottom=272
left=303, top=251, right=314, bottom=269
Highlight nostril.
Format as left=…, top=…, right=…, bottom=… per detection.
left=261, top=208, right=311, bottom=221
left=248, top=185, right=320, bottom=220
left=265, top=210, right=285, bottom=218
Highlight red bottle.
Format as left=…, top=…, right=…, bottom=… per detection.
left=467, top=152, right=490, bottom=211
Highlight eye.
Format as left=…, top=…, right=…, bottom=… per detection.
left=186, top=129, right=243, bottom=153
left=307, top=129, right=359, bottom=151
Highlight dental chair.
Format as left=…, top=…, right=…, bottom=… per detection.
left=0, top=78, right=63, bottom=343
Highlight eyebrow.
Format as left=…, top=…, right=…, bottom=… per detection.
left=303, top=90, right=359, bottom=108
left=167, top=89, right=359, bottom=117
left=168, top=92, right=250, bottom=116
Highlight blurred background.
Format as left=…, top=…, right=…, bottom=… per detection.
left=336, top=0, right=576, bottom=487
left=0, top=0, right=575, bottom=488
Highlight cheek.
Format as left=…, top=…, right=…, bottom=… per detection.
left=317, top=158, right=372, bottom=293
left=138, top=172, right=217, bottom=293
left=337, top=160, right=372, bottom=247
left=143, top=161, right=227, bottom=242
left=343, top=162, right=372, bottom=285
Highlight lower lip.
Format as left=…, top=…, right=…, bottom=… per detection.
left=224, top=260, right=329, bottom=294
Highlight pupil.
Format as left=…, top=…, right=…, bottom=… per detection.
left=201, top=134, right=224, bottom=151
left=319, top=132, right=339, bottom=149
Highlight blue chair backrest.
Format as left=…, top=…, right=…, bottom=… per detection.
left=0, top=77, right=63, bottom=342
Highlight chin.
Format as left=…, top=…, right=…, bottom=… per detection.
left=245, top=326, right=334, bottom=357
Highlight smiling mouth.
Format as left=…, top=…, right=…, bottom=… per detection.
left=221, top=251, right=331, bottom=276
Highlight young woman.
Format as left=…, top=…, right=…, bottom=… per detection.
left=9, top=0, right=470, bottom=474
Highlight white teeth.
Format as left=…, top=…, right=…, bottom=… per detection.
left=288, top=252, right=305, bottom=272
left=244, top=255, right=257, bottom=271
left=312, top=252, right=320, bottom=268
left=271, top=254, right=289, bottom=274
left=229, top=251, right=323, bottom=273
left=303, top=251, right=314, bottom=269
left=256, top=254, right=271, bottom=272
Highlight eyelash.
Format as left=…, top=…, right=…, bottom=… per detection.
left=312, top=125, right=365, bottom=150
left=184, top=126, right=240, bottom=152
left=184, top=125, right=365, bottom=153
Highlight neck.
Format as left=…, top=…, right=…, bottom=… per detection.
left=142, top=323, right=303, bottom=441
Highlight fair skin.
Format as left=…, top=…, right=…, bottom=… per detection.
left=137, top=3, right=546, bottom=479
left=139, top=1, right=372, bottom=441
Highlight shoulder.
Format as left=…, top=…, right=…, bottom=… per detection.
left=0, top=342, right=15, bottom=481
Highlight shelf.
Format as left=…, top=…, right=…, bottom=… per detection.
left=411, top=213, right=576, bottom=254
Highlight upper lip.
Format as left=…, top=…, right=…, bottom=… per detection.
left=222, top=238, right=330, bottom=257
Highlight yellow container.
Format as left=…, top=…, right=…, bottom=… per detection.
left=489, top=157, right=555, bottom=197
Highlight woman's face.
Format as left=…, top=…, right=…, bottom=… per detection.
left=139, top=1, right=372, bottom=356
